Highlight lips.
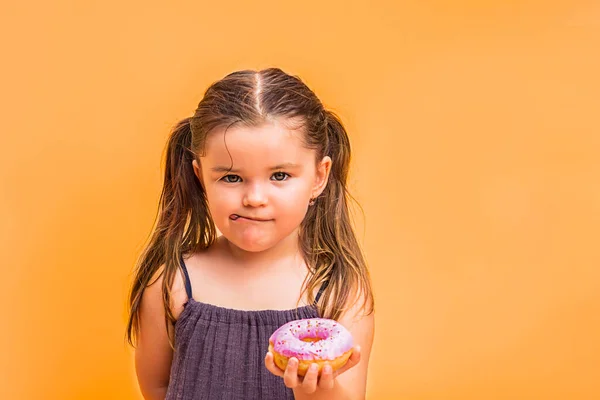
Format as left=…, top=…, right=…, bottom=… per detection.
left=230, top=214, right=270, bottom=221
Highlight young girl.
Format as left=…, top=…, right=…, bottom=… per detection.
left=126, top=68, right=375, bottom=400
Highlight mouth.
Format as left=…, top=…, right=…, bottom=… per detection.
left=230, top=214, right=271, bottom=222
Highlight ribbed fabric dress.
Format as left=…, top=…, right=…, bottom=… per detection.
left=164, top=256, right=326, bottom=400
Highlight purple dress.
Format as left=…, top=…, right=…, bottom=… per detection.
left=165, top=256, right=326, bottom=399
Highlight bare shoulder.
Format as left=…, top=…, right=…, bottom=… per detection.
left=143, top=262, right=189, bottom=321
left=337, top=284, right=375, bottom=337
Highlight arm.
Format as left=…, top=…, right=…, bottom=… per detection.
left=134, top=268, right=175, bottom=400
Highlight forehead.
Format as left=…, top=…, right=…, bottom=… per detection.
left=201, top=118, right=314, bottom=170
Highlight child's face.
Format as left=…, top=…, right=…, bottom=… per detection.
left=192, top=118, right=331, bottom=253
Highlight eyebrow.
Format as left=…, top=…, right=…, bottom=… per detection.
left=210, top=163, right=302, bottom=173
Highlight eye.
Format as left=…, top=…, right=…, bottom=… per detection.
left=221, top=174, right=241, bottom=183
left=272, top=172, right=290, bottom=181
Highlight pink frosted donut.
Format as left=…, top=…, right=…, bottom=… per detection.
left=268, top=318, right=354, bottom=376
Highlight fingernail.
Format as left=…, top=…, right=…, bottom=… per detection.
left=310, top=364, right=318, bottom=372
left=324, top=365, right=332, bottom=374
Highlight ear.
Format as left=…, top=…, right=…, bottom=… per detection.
left=192, top=159, right=205, bottom=187
left=312, top=156, right=332, bottom=198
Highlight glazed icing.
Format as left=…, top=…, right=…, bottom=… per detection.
left=269, top=318, right=353, bottom=360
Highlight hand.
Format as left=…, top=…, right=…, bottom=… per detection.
left=264, top=345, right=361, bottom=394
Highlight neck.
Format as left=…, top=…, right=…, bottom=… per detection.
left=222, top=228, right=304, bottom=271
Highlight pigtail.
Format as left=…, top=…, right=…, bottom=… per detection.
left=126, top=117, right=216, bottom=347
left=300, top=110, right=374, bottom=321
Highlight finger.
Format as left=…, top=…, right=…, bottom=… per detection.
left=264, top=352, right=284, bottom=377
left=283, top=357, right=300, bottom=388
left=301, top=363, right=319, bottom=394
left=318, top=364, right=335, bottom=390
left=334, top=345, right=362, bottom=377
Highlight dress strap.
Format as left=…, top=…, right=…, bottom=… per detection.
left=313, top=280, right=329, bottom=306
left=179, top=255, right=194, bottom=300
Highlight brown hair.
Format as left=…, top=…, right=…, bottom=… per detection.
left=126, top=68, right=374, bottom=346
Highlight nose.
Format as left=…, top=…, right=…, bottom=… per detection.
left=242, top=182, right=268, bottom=207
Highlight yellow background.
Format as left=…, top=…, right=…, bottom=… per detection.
left=1, top=1, right=599, bottom=399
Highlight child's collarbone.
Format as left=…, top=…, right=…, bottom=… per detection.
left=194, top=276, right=309, bottom=311
left=191, top=265, right=310, bottom=311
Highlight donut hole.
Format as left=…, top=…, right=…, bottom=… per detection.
left=301, top=337, right=322, bottom=343
left=299, top=331, right=330, bottom=343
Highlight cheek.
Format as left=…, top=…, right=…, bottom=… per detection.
left=204, top=187, right=237, bottom=214
left=273, top=191, right=311, bottom=218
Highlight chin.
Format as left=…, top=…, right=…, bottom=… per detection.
left=216, top=225, right=272, bottom=252
left=216, top=219, right=300, bottom=253
left=229, top=236, right=275, bottom=252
